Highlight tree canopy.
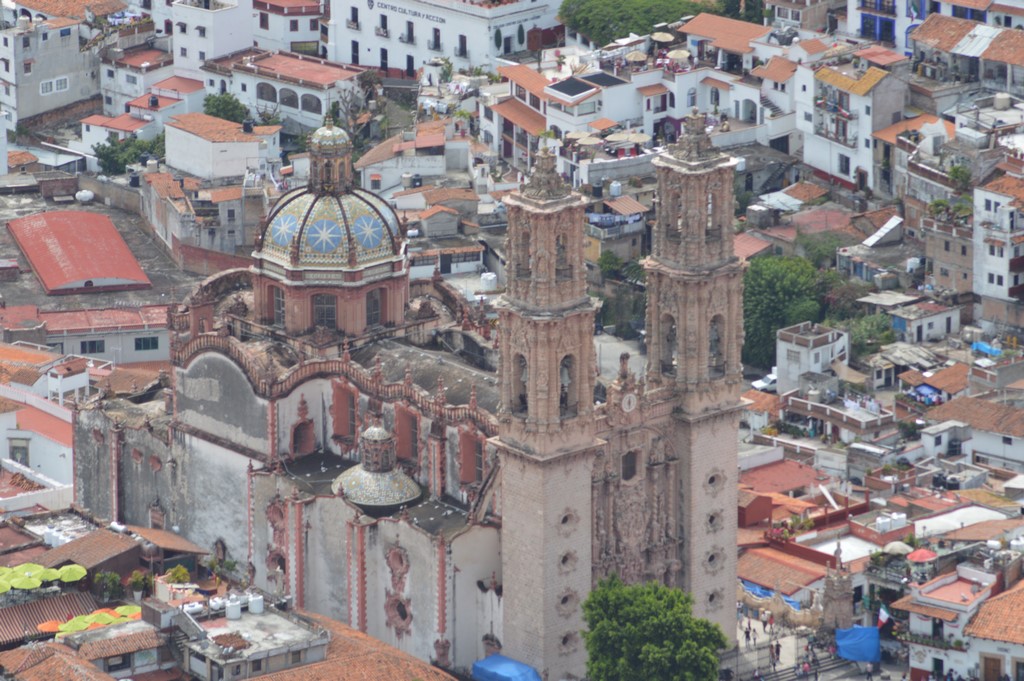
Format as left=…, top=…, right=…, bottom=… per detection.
left=203, top=92, right=249, bottom=123
left=743, top=256, right=820, bottom=368
left=92, top=133, right=165, bottom=175
left=559, top=0, right=716, bottom=48
left=583, top=575, right=727, bottom=681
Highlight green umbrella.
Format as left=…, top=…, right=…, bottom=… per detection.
left=11, top=563, right=44, bottom=578
left=115, top=604, right=142, bottom=616
left=0, top=581, right=12, bottom=594
left=58, top=564, right=87, bottom=583
left=36, top=568, right=60, bottom=582
left=9, top=576, right=42, bottom=590
left=86, top=612, right=118, bottom=625
left=58, top=617, right=91, bottom=633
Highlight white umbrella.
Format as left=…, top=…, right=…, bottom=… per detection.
left=606, top=132, right=631, bottom=142
left=625, top=50, right=647, bottom=63
left=883, top=541, right=913, bottom=556
left=627, top=132, right=652, bottom=144
left=577, top=137, right=603, bottom=146
left=667, top=48, right=691, bottom=60
left=651, top=32, right=675, bottom=43
left=565, top=130, right=589, bottom=140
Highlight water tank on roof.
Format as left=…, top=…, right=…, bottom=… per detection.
left=480, top=271, right=497, bottom=291
left=609, top=181, right=622, bottom=197
left=401, top=172, right=413, bottom=188
left=995, top=92, right=1012, bottom=110
left=149, top=94, right=159, bottom=108
left=592, top=183, right=603, bottom=198
left=987, top=539, right=1002, bottom=550
left=411, top=173, right=423, bottom=188
left=146, top=159, right=159, bottom=173
left=1011, top=538, right=1024, bottom=552
left=129, top=173, right=140, bottom=188
left=242, top=119, right=254, bottom=134
left=226, top=599, right=242, bottom=620
left=891, top=512, right=907, bottom=529
left=877, top=515, right=892, bottom=532
left=249, top=593, right=264, bottom=614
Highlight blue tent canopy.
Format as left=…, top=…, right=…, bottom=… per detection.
left=835, top=626, right=880, bottom=663
left=740, top=580, right=802, bottom=610
left=472, top=654, right=543, bottom=681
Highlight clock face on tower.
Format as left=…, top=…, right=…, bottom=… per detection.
left=353, top=214, right=384, bottom=249
left=621, top=393, right=638, bottom=413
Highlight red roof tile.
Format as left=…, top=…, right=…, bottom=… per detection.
left=783, top=181, right=828, bottom=202
left=927, top=396, right=1024, bottom=437
left=750, top=56, right=798, bottom=82
left=16, top=407, right=71, bottom=447
left=75, top=628, right=164, bottom=660
left=741, top=388, right=781, bottom=417
left=739, top=459, right=831, bottom=495
left=701, top=76, right=732, bottom=90
left=738, top=548, right=826, bottom=593
left=128, top=93, right=180, bottom=110
left=872, top=113, right=954, bottom=145
left=80, top=113, right=150, bottom=133
left=898, top=362, right=969, bottom=395
left=37, top=305, right=168, bottom=333
left=604, top=195, right=647, bottom=216
left=152, top=76, right=204, bottom=94
left=0, top=593, right=97, bottom=646
left=965, top=583, right=1024, bottom=643
left=734, top=232, right=772, bottom=261
left=419, top=205, right=458, bottom=219
left=853, top=45, right=908, bottom=67
left=6, top=211, right=151, bottom=294
left=489, top=98, right=546, bottom=136
left=909, top=14, right=976, bottom=52
left=117, top=48, right=172, bottom=69
left=167, top=113, right=280, bottom=143
left=799, top=38, right=828, bottom=55
left=18, top=0, right=124, bottom=19
left=8, top=151, right=38, bottom=167
left=203, top=186, right=243, bottom=203
left=679, top=13, right=771, bottom=54
left=498, top=64, right=553, bottom=101
left=244, top=53, right=359, bottom=86
left=588, top=117, right=618, bottom=131
left=38, top=528, right=140, bottom=569
left=637, top=83, right=669, bottom=96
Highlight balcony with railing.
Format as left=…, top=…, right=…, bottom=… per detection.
left=455, top=46, right=468, bottom=58
left=814, top=123, right=858, bottom=148
left=428, top=40, right=442, bottom=51
left=345, top=19, right=359, bottom=29
left=399, top=33, right=415, bottom=44
left=859, top=0, right=896, bottom=14
left=814, top=98, right=858, bottom=119
left=374, top=25, right=389, bottom=37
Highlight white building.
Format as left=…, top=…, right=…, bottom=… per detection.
left=353, top=118, right=472, bottom=193
left=170, top=0, right=253, bottom=80
left=775, top=321, right=850, bottom=394
left=253, top=0, right=322, bottom=54
left=927, top=392, right=1024, bottom=471
left=164, top=112, right=281, bottom=181
left=100, top=42, right=175, bottom=116
left=889, top=301, right=960, bottom=342
left=0, top=17, right=98, bottom=133
left=973, top=174, right=1024, bottom=330
left=323, top=0, right=560, bottom=72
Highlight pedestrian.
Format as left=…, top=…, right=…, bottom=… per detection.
left=753, top=629, right=759, bottom=647
left=775, top=641, right=782, bottom=661
left=815, top=671, right=819, bottom=681
left=867, top=664, right=874, bottom=681
left=737, top=601, right=743, bottom=623
left=745, top=628, right=751, bottom=650
left=769, top=613, right=775, bottom=634
left=761, top=610, right=769, bottom=632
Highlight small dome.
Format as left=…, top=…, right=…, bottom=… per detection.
left=331, top=465, right=421, bottom=509
left=308, top=119, right=350, bottom=151
left=362, top=424, right=391, bottom=442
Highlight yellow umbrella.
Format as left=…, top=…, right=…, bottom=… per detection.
left=37, top=568, right=60, bottom=582
left=58, top=617, right=91, bottom=633
left=86, top=612, right=119, bottom=625
left=10, top=576, right=42, bottom=590
left=651, top=32, right=676, bottom=43
left=625, top=50, right=647, bottom=63
left=58, top=564, right=87, bottom=583
left=115, top=604, right=142, bottom=616
left=11, top=563, right=44, bottom=578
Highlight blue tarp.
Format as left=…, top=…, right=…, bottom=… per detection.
left=915, top=384, right=938, bottom=396
left=472, top=654, right=544, bottom=681
left=835, top=626, right=880, bottom=663
left=740, top=580, right=802, bottom=611
left=972, top=341, right=1002, bottom=357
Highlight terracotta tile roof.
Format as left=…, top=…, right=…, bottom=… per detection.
left=679, top=13, right=770, bottom=54
left=799, top=38, right=828, bottom=55
left=751, top=56, right=798, bottom=82
left=423, top=187, right=479, bottom=205
left=940, top=517, right=1024, bottom=541
left=898, top=362, right=969, bottom=395
left=498, top=64, right=553, bottom=100
left=860, top=205, right=900, bottom=230
left=983, top=28, right=1024, bottom=66
left=202, top=186, right=244, bottom=203
left=391, top=184, right=435, bottom=197
left=6, top=367, right=42, bottom=385
left=588, top=117, right=618, bottom=130
left=604, top=195, right=647, bottom=216
left=984, top=174, right=1024, bottom=205
left=992, top=2, right=1024, bottom=15
left=853, top=45, right=908, bottom=67
left=814, top=65, right=888, bottom=96
left=948, top=0, right=992, bottom=10
left=38, top=528, right=139, bottom=569
left=489, top=98, right=546, bottom=136
left=8, top=151, right=38, bottom=167
left=16, top=407, right=72, bottom=447
left=131, top=670, right=185, bottom=681
left=18, top=0, right=124, bottom=19
left=166, top=113, right=280, bottom=143
left=738, top=548, right=826, bottom=594
left=733, top=231, right=772, bottom=261
left=701, top=76, right=732, bottom=90
left=80, top=113, right=150, bottom=133
left=782, top=181, right=828, bottom=202
left=127, top=93, right=180, bottom=110
left=0, top=345, right=55, bottom=365
left=258, top=612, right=457, bottom=681
left=94, top=367, right=161, bottom=396
left=75, top=628, right=164, bottom=660
left=152, top=75, right=204, bottom=94
left=872, top=113, right=954, bottom=146
left=927, top=395, right=1024, bottom=437
left=910, top=14, right=976, bottom=52
left=244, top=53, right=360, bottom=86
left=740, top=459, right=830, bottom=495
left=6, top=211, right=151, bottom=294
left=0, top=644, right=58, bottom=676
left=965, top=583, right=1024, bottom=643
left=38, top=305, right=168, bottom=333
left=738, top=488, right=762, bottom=509
left=123, top=526, right=208, bottom=555
left=0, top=593, right=97, bottom=646
left=145, top=172, right=189, bottom=201
left=117, top=48, right=172, bottom=69
left=7, top=645, right=113, bottom=681
left=637, top=83, right=669, bottom=96
left=762, top=225, right=797, bottom=242
left=741, top=388, right=781, bottom=418
left=890, top=593, right=960, bottom=622
left=419, top=205, right=459, bottom=220
left=737, top=526, right=769, bottom=546
left=353, top=133, right=402, bottom=170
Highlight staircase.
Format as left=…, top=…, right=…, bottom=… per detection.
left=761, top=655, right=854, bottom=681
left=760, top=95, right=784, bottom=119
left=759, top=162, right=793, bottom=194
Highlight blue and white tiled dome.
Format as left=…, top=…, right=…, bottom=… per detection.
left=257, top=185, right=402, bottom=270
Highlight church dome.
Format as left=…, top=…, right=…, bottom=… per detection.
left=254, top=117, right=403, bottom=272
left=332, top=423, right=421, bottom=511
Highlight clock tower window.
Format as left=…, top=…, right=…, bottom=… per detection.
left=709, top=315, right=724, bottom=377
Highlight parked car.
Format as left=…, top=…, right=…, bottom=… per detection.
left=752, top=373, right=777, bottom=393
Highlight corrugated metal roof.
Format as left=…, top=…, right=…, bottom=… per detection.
left=952, top=22, right=1001, bottom=57
left=0, top=592, right=97, bottom=646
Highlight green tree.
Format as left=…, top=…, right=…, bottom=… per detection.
left=203, top=92, right=249, bottom=123
left=796, top=231, right=850, bottom=269
left=559, top=0, right=717, bottom=48
left=92, top=133, right=165, bottom=175
left=844, top=313, right=895, bottom=360
left=583, top=575, right=727, bottom=681
left=947, top=164, right=971, bottom=194
left=598, top=251, right=624, bottom=279
left=743, top=256, right=820, bottom=368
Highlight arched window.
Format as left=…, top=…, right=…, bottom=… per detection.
left=517, top=231, right=531, bottom=277
left=709, top=314, right=725, bottom=376
left=555, top=234, right=571, bottom=280
left=513, top=354, right=528, bottom=414
left=706, top=192, right=714, bottom=232
left=687, top=87, right=697, bottom=108
left=301, top=94, right=322, bottom=113
left=322, top=162, right=332, bottom=184
left=272, top=286, right=285, bottom=326
left=621, top=451, right=638, bottom=481
left=366, top=288, right=382, bottom=327
left=279, top=87, right=298, bottom=108
left=661, top=314, right=676, bottom=376
left=710, top=87, right=720, bottom=106
left=256, top=82, right=277, bottom=102
left=312, top=293, right=337, bottom=329
left=559, top=355, right=577, bottom=417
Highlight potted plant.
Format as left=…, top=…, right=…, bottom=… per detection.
left=129, top=570, right=147, bottom=601
left=165, top=564, right=191, bottom=584
left=95, top=571, right=122, bottom=602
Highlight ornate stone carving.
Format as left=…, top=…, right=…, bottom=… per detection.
left=522, top=147, right=570, bottom=201
left=433, top=638, right=452, bottom=667
left=385, top=545, right=410, bottom=591
left=384, top=591, right=413, bottom=638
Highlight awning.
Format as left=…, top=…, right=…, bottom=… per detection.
left=915, top=384, right=938, bottom=396
left=588, top=117, right=618, bottom=130
left=701, top=76, right=732, bottom=90
left=472, top=654, right=543, bottom=681
left=370, top=173, right=382, bottom=181
left=637, top=83, right=669, bottom=97
left=490, top=98, right=545, bottom=137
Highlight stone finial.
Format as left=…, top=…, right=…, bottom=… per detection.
left=670, top=107, right=717, bottom=161
left=341, top=338, right=351, bottom=363
left=469, top=383, right=478, bottom=411
left=619, top=352, right=631, bottom=380
left=521, top=147, right=570, bottom=201
left=404, top=365, right=413, bottom=387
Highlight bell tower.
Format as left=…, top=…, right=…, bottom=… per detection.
left=494, top=148, right=601, bottom=680
left=644, top=108, right=743, bottom=637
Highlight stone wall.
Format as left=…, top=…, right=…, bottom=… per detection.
left=78, top=175, right=143, bottom=214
